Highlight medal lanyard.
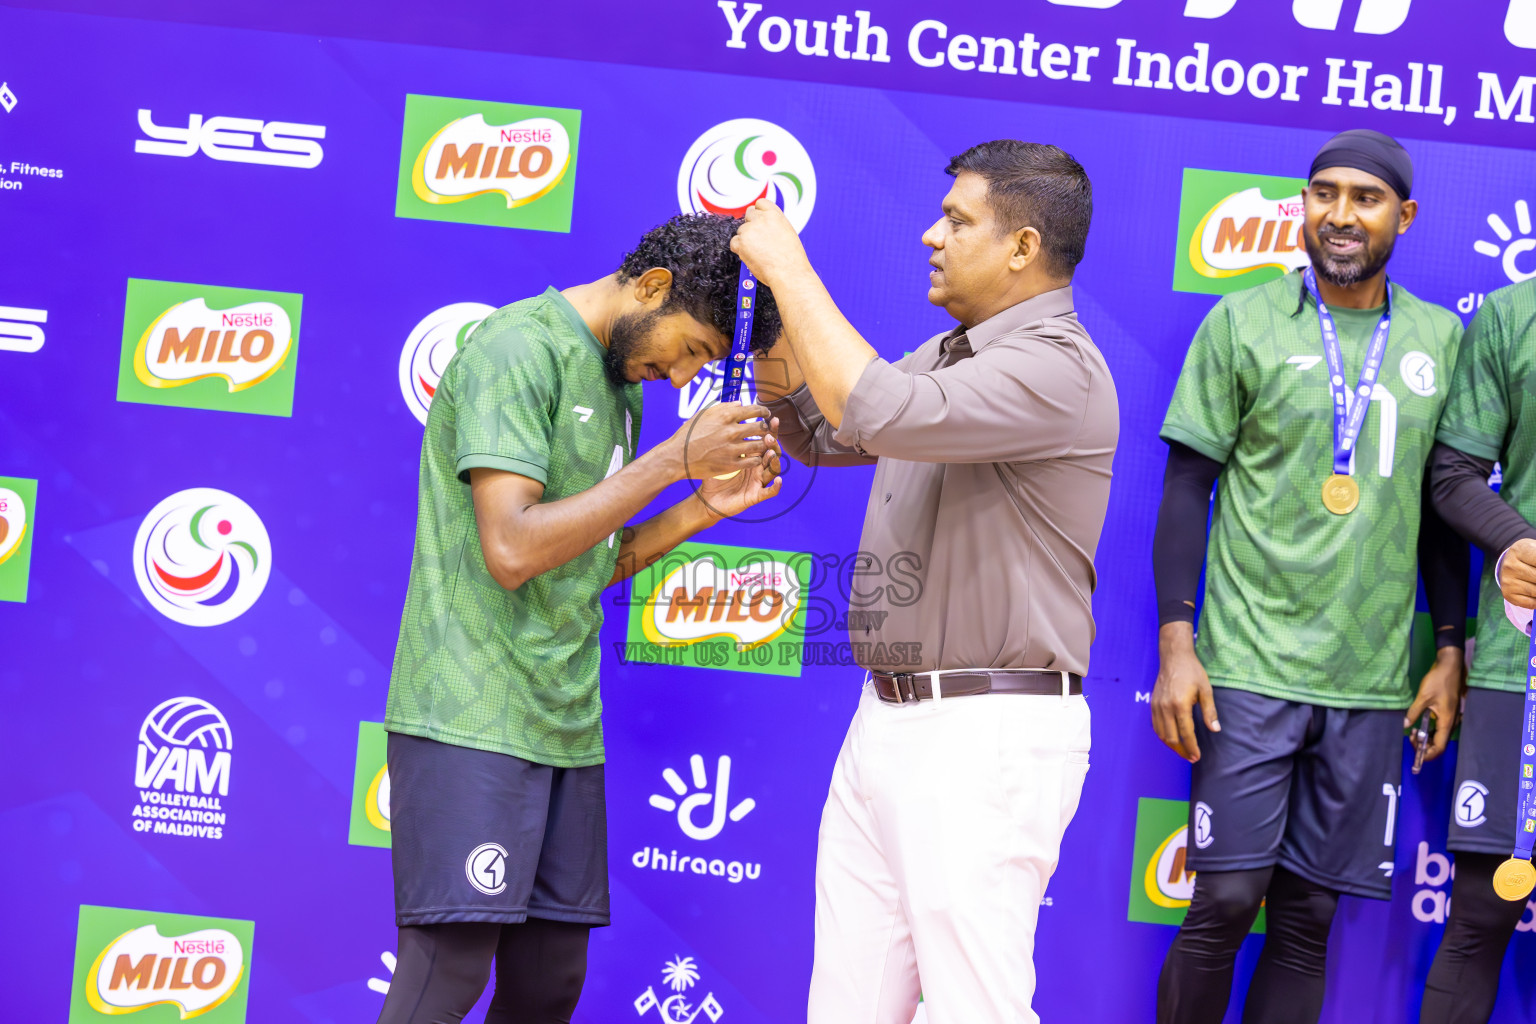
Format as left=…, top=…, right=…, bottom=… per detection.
left=719, top=263, right=757, bottom=404
left=1304, top=267, right=1393, bottom=476
left=1519, top=628, right=1536, bottom=864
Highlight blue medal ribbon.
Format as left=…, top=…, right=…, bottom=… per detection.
left=719, top=263, right=757, bottom=404
left=1303, top=267, right=1393, bottom=476
left=1519, top=629, right=1536, bottom=863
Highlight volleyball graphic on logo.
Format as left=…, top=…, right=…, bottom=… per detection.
left=399, top=303, right=497, bottom=425
left=140, top=696, right=234, bottom=754
left=132, top=488, right=271, bottom=626
left=0, top=486, right=27, bottom=566
left=677, top=118, right=816, bottom=232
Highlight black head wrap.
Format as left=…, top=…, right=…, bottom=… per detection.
left=1308, top=129, right=1413, bottom=200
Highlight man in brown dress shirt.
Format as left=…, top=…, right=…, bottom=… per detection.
left=732, top=140, right=1118, bottom=1024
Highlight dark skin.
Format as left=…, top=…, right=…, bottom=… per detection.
left=470, top=268, right=782, bottom=592
left=732, top=171, right=1071, bottom=421
left=1152, top=165, right=1463, bottom=763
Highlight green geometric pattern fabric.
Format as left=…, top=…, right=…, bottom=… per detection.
left=386, top=288, right=642, bottom=766
left=1162, top=272, right=1462, bottom=709
left=1436, top=279, right=1536, bottom=694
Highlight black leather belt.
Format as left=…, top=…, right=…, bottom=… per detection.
left=872, top=669, right=1083, bottom=704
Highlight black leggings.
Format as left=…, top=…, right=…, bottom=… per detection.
left=376, top=919, right=591, bottom=1024
left=1420, top=852, right=1531, bottom=1024
left=1157, top=866, right=1340, bottom=1024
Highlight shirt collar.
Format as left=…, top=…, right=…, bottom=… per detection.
left=962, top=285, right=1077, bottom=351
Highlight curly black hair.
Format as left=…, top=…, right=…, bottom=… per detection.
left=616, top=213, right=782, bottom=355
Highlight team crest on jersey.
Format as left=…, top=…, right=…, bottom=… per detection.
left=1399, top=351, right=1437, bottom=397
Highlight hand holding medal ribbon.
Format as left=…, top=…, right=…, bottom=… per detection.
left=1495, top=596, right=1536, bottom=902
left=1305, top=267, right=1392, bottom=516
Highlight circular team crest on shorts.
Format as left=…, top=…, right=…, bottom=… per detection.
left=1193, top=801, right=1215, bottom=849
left=465, top=842, right=509, bottom=895
left=132, top=488, right=271, bottom=627
left=1399, top=351, right=1437, bottom=397
left=1456, top=780, right=1489, bottom=828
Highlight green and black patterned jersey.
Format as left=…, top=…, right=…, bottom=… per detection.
left=386, top=288, right=642, bottom=766
left=1162, top=272, right=1462, bottom=709
left=1436, top=280, right=1536, bottom=694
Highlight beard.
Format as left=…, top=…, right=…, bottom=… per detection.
left=603, top=308, right=664, bottom=387
left=1303, top=223, right=1395, bottom=289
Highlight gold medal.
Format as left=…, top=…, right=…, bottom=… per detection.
left=1492, top=856, right=1536, bottom=902
left=1321, top=474, right=1359, bottom=515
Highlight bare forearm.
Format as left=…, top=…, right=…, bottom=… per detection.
left=481, top=447, right=680, bottom=588
left=607, top=494, right=717, bottom=586
left=772, top=266, right=878, bottom=429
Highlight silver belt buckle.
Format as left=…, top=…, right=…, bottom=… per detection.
left=891, top=672, right=918, bottom=703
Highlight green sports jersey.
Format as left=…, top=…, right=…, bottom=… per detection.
left=1435, top=279, right=1536, bottom=694
left=1162, top=272, right=1462, bottom=709
left=386, top=287, right=642, bottom=766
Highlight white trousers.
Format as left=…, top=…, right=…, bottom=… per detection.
left=807, top=682, right=1092, bottom=1024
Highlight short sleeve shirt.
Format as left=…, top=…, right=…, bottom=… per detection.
left=1161, top=272, right=1462, bottom=709
left=385, top=288, right=642, bottom=766
left=1436, top=279, right=1536, bottom=694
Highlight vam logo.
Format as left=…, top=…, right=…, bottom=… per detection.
left=132, top=697, right=233, bottom=840
left=135, top=109, right=325, bottom=168
left=132, top=488, right=271, bottom=627
left=70, top=905, right=253, bottom=1022
left=634, top=956, right=725, bottom=1023
left=624, top=542, right=809, bottom=677
left=0, top=304, right=45, bottom=352
left=678, top=118, right=816, bottom=231
left=349, top=721, right=392, bottom=848
left=399, top=302, right=497, bottom=425
left=0, top=476, right=37, bottom=603
left=1174, top=169, right=1309, bottom=295
left=1473, top=201, right=1536, bottom=284
left=118, top=279, right=303, bottom=416
left=396, top=95, right=581, bottom=233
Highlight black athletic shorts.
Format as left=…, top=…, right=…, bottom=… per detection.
left=1448, top=686, right=1532, bottom=856
left=1185, top=687, right=1404, bottom=900
left=387, top=732, right=610, bottom=927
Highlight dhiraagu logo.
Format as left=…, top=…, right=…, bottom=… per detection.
left=1128, top=798, right=1265, bottom=931
left=70, top=904, right=254, bottom=1022
left=624, top=541, right=808, bottom=677
left=349, top=721, right=391, bottom=848
left=1174, top=168, right=1310, bottom=295
left=0, top=476, right=37, bottom=603
left=117, top=279, right=303, bottom=416
left=396, top=95, right=580, bottom=232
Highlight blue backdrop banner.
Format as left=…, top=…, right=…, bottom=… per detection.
left=2, top=0, right=1534, bottom=1021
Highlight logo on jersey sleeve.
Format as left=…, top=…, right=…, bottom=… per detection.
left=1174, top=169, right=1310, bottom=295
left=132, top=488, right=271, bottom=627
left=397, top=95, right=581, bottom=232
left=118, top=279, right=303, bottom=417
left=0, top=476, right=37, bottom=602
left=70, top=905, right=253, bottom=1022
left=399, top=302, right=496, bottom=425
left=349, top=721, right=392, bottom=848
left=678, top=118, right=816, bottom=231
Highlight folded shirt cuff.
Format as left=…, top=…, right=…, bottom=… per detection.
left=832, top=356, right=904, bottom=452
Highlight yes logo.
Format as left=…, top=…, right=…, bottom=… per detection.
left=135, top=109, right=325, bottom=168
left=0, top=304, right=45, bottom=352
left=1174, top=169, right=1310, bottom=295
left=349, top=721, right=392, bottom=848
left=70, top=905, right=253, bottom=1022
left=132, top=488, right=271, bottom=627
left=397, top=95, right=581, bottom=232
left=1127, top=798, right=1265, bottom=930
left=649, top=755, right=756, bottom=841
left=118, top=279, right=303, bottom=417
left=399, top=302, right=497, bottom=425
left=0, top=476, right=37, bottom=603
left=625, top=542, right=809, bottom=677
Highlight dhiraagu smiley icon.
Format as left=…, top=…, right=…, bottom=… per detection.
left=117, top=279, right=303, bottom=417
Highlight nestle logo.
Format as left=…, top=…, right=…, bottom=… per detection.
left=172, top=939, right=225, bottom=955
left=730, top=571, right=783, bottom=587
left=500, top=127, right=553, bottom=144
left=1276, top=202, right=1303, bottom=217
left=220, top=312, right=273, bottom=328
